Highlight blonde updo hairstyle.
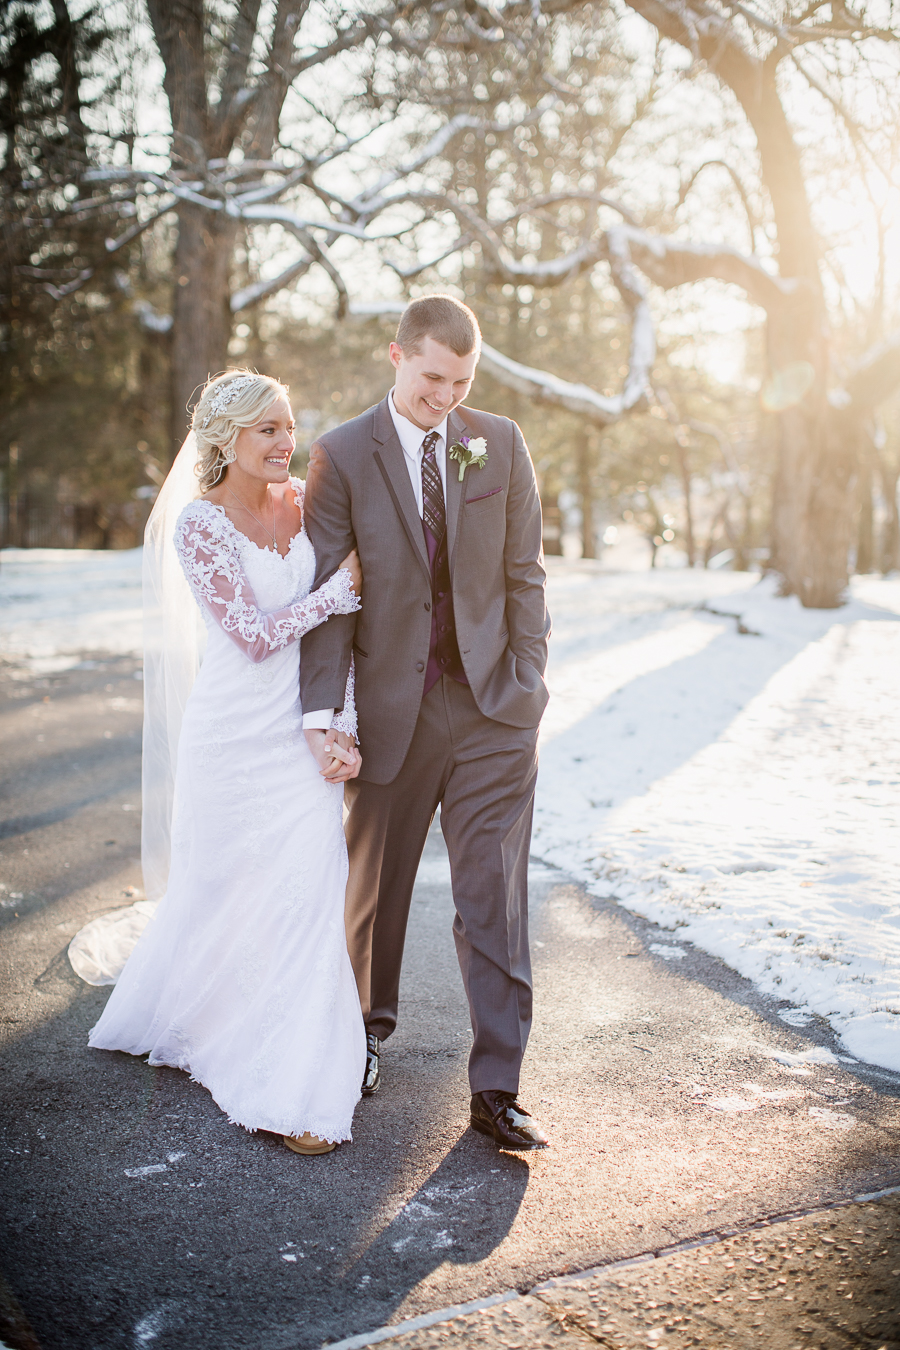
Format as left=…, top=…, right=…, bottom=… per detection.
left=192, top=370, right=291, bottom=494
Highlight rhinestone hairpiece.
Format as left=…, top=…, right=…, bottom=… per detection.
left=200, top=375, right=259, bottom=429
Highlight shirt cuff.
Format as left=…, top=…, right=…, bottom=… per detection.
left=302, top=709, right=334, bottom=730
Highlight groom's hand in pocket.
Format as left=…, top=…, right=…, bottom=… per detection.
left=304, top=729, right=361, bottom=783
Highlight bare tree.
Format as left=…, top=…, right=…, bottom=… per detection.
left=340, top=0, right=900, bottom=602
left=59, top=4, right=662, bottom=448
left=147, top=1, right=399, bottom=447
left=31, top=1, right=900, bottom=604
left=591, top=0, right=900, bottom=604
left=51, top=1, right=407, bottom=449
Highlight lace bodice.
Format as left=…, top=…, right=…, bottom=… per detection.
left=174, top=481, right=360, bottom=737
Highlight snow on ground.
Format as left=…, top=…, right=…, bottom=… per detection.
left=0, top=547, right=142, bottom=672
left=2, top=547, right=899, bottom=1072
left=536, top=560, right=900, bottom=1074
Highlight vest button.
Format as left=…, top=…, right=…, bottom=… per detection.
left=440, top=625, right=447, bottom=633
left=437, top=591, right=445, bottom=599
left=416, top=661, right=425, bottom=672
left=440, top=657, right=448, bottom=666
left=424, top=602, right=431, bottom=612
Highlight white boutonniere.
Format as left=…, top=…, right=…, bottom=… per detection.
left=448, top=435, right=488, bottom=483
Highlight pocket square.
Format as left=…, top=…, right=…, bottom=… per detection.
left=466, top=486, right=503, bottom=504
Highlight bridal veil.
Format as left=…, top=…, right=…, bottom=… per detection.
left=68, top=433, right=204, bottom=984
left=140, top=431, right=206, bottom=902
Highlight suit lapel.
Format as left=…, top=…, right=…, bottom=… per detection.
left=372, top=396, right=430, bottom=579
left=445, top=408, right=470, bottom=565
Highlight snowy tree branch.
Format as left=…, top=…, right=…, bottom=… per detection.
left=476, top=344, right=649, bottom=424
left=617, top=225, right=799, bottom=312
left=343, top=101, right=558, bottom=218
left=348, top=297, right=653, bottom=426
left=230, top=256, right=313, bottom=313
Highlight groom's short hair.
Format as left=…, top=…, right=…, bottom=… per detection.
left=396, top=295, right=481, bottom=359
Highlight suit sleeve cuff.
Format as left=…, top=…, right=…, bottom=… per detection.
left=302, top=709, right=334, bottom=730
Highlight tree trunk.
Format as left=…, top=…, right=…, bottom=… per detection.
left=855, top=436, right=874, bottom=574
left=743, top=81, right=852, bottom=607
left=577, top=429, right=595, bottom=558
left=621, top=0, right=856, bottom=606
left=675, top=438, right=695, bottom=566
left=169, top=207, right=238, bottom=453
left=702, top=499, right=728, bottom=566
left=147, top=0, right=254, bottom=456
left=769, top=404, right=855, bottom=605
left=736, top=491, right=752, bottom=573
left=765, top=302, right=853, bottom=606
left=877, top=453, right=900, bottom=574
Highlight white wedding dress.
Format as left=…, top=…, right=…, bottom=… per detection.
left=87, top=481, right=366, bottom=1143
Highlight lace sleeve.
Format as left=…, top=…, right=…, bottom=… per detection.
left=174, top=509, right=360, bottom=664
left=330, top=655, right=358, bottom=742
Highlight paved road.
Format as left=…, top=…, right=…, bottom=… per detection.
left=1, top=653, right=899, bottom=1350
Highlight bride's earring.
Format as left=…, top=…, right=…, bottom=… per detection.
left=217, top=447, right=236, bottom=483
left=212, top=446, right=235, bottom=486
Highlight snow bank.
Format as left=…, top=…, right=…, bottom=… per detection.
left=3, top=548, right=898, bottom=1072
left=535, top=561, right=900, bottom=1074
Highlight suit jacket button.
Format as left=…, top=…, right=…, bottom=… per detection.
left=416, top=661, right=425, bottom=672
left=424, top=602, right=431, bottom=611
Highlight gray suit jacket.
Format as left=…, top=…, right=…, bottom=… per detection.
left=300, top=395, right=550, bottom=785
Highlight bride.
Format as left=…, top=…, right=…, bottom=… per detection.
left=81, top=370, right=366, bottom=1156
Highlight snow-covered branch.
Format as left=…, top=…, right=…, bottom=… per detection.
left=618, top=226, right=800, bottom=312
left=230, top=256, right=313, bottom=313
left=476, top=345, right=649, bottom=424
left=345, top=101, right=557, bottom=217
left=625, top=0, right=896, bottom=63
left=380, top=193, right=609, bottom=283
left=133, top=300, right=173, bottom=334
left=40, top=268, right=94, bottom=300
left=104, top=201, right=176, bottom=254
left=348, top=299, right=652, bottom=426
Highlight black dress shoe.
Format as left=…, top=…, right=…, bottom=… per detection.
left=361, top=1033, right=381, bottom=1096
left=470, top=1091, right=549, bottom=1150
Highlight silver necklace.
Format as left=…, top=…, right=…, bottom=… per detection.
left=226, top=485, right=277, bottom=552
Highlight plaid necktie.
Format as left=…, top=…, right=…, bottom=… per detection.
left=421, top=430, right=445, bottom=540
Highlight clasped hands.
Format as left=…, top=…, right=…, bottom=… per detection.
left=305, top=728, right=361, bottom=783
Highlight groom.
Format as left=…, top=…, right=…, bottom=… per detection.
left=301, top=295, right=551, bottom=1150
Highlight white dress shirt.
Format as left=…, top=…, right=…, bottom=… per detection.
left=302, top=389, right=448, bottom=732
left=387, top=387, right=448, bottom=516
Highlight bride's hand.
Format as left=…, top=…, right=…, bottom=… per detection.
left=338, top=549, right=362, bottom=596
left=323, top=738, right=361, bottom=782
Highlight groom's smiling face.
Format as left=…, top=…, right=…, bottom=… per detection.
left=390, top=335, right=478, bottom=431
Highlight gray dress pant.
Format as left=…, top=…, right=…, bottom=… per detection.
left=343, top=675, right=539, bottom=1094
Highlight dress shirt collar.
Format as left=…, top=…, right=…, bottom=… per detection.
left=388, top=387, right=448, bottom=456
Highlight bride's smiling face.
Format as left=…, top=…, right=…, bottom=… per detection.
left=231, top=398, right=296, bottom=482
